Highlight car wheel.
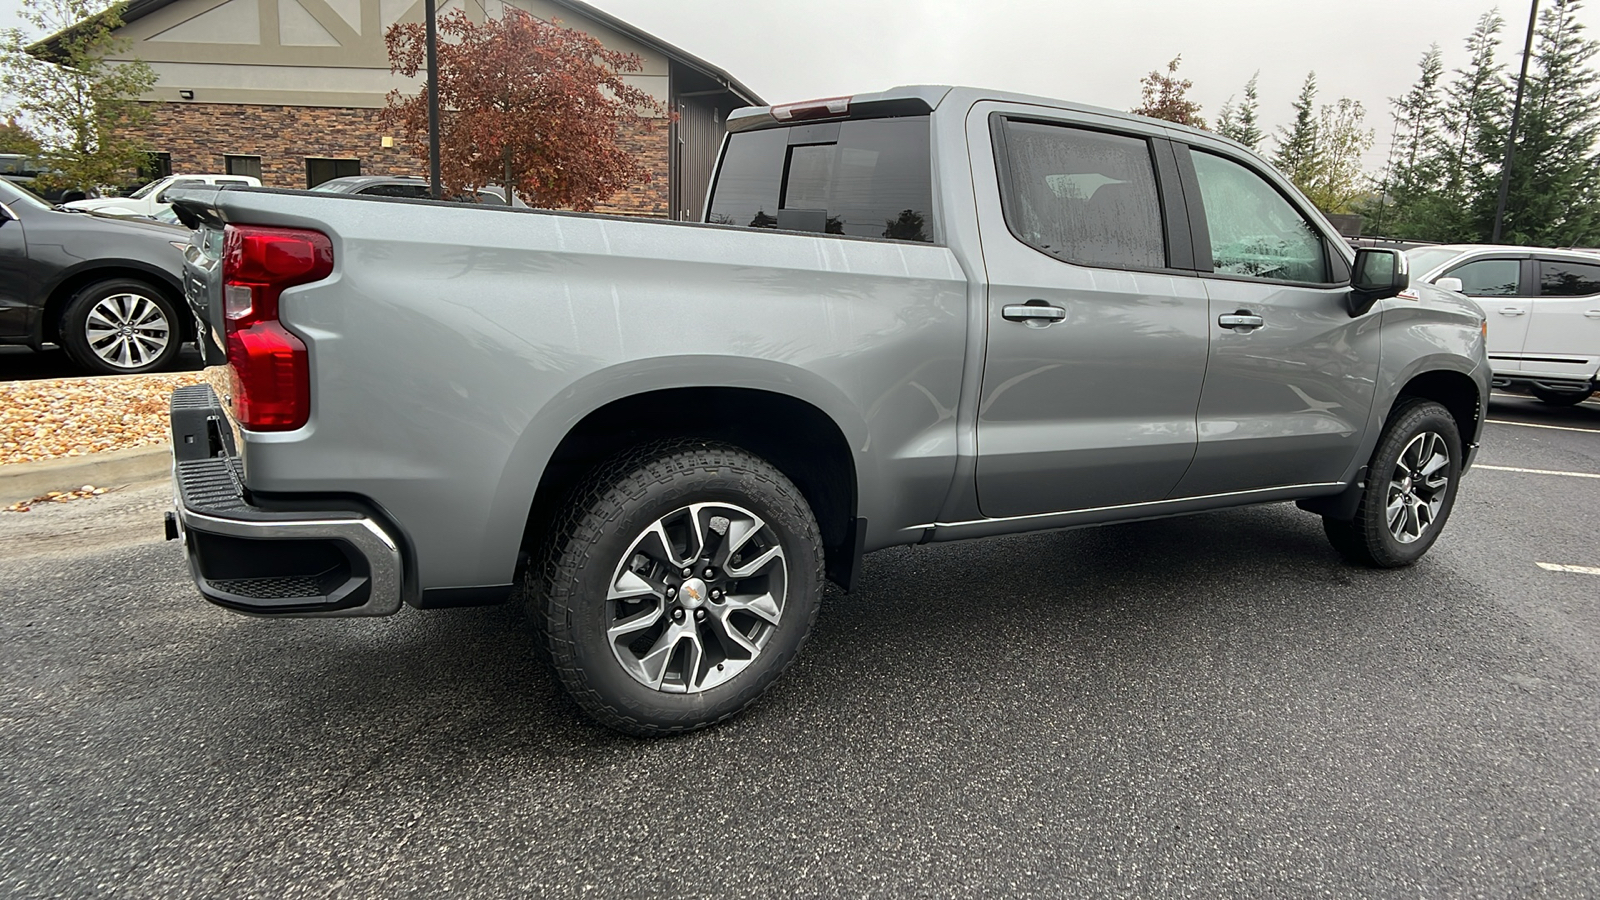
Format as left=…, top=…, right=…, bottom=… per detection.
left=59, top=279, right=182, bottom=375
left=1323, top=399, right=1462, bottom=568
left=1530, top=386, right=1594, bottom=407
left=529, top=441, right=823, bottom=736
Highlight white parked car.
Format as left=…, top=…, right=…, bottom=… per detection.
left=64, top=174, right=261, bottom=218
left=1407, top=244, right=1600, bottom=406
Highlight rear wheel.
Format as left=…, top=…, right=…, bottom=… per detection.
left=59, top=278, right=181, bottom=375
left=1530, top=386, right=1594, bottom=407
left=529, top=442, right=823, bottom=736
left=1323, top=399, right=1462, bottom=568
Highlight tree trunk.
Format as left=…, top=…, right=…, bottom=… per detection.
left=502, top=146, right=513, bottom=205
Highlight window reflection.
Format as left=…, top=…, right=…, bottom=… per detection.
left=1191, top=151, right=1327, bottom=283
left=706, top=117, right=935, bottom=243
left=1445, top=259, right=1520, bottom=297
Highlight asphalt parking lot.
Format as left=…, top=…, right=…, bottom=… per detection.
left=2, top=394, right=1597, bottom=898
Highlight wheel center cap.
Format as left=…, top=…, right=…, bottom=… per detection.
left=1402, top=476, right=1413, bottom=492
left=678, top=577, right=709, bottom=609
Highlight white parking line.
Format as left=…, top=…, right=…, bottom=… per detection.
left=1486, top=419, right=1600, bottom=435
left=1536, top=562, right=1600, bottom=576
left=1476, top=464, right=1600, bottom=479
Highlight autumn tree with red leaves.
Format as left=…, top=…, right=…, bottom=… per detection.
left=1131, top=55, right=1206, bottom=129
left=382, top=9, right=666, bottom=210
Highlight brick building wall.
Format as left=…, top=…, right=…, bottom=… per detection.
left=127, top=102, right=670, bottom=217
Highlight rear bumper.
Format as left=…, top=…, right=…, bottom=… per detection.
left=167, top=383, right=404, bottom=617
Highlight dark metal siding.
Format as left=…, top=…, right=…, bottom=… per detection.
left=673, top=94, right=725, bottom=221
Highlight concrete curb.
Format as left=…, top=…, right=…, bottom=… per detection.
left=0, top=445, right=171, bottom=504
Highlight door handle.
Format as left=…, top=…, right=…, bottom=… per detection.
left=1498, top=308, right=1527, bottom=316
left=1585, top=310, right=1600, bottom=319
left=1002, top=302, right=1067, bottom=324
left=1218, top=313, right=1264, bottom=330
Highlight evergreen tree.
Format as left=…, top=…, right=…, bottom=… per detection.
left=1273, top=72, right=1320, bottom=191
left=1216, top=71, right=1263, bottom=149
left=1498, top=0, right=1600, bottom=245
left=1370, top=47, right=1445, bottom=235
left=1436, top=9, right=1509, bottom=241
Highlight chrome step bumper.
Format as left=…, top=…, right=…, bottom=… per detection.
left=167, top=383, right=404, bottom=617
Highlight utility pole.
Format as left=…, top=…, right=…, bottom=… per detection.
left=425, top=0, right=441, bottom=200
left=1493, top=0, right=1540, bottom=243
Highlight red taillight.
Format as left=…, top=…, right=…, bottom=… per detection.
left=771, top=96, right=851, bottom=122
left=221, top=224, right=333, bottom=431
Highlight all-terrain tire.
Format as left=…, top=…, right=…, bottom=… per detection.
left=1323, top=399, right=1463, bottom=568
left=528, top=440, right=824, bottom=736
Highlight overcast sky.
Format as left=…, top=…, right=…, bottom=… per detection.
left=4, top=0, right=1599, bottom=169
left=590, top=0, right=1599, bottom=168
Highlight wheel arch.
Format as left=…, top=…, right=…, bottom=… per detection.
left=518, top=386, right=862, bottom=590
left=41, top=262, right=190, bottom=344
left=1393, top=367, right=1482, bottom=455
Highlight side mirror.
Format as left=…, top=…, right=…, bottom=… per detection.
left=1434, top=276, right=1464, bottom=293
left=1349, top=247, right=1410, bottom=317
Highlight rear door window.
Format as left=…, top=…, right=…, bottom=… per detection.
left=995, top=120, right=1166, bottom=270
left=706, top=117, right=935, bottom=242
left=1443, top=258, right=1520, bottom=296
left=1539, top=260, right=1600, bottom=296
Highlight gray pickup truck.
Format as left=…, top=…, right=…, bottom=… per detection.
left=167, top=86, right=1489, bottom=735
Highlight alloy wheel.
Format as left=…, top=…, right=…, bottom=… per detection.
left=1386, top=431, right=1451, bottom=544
left=606, top=502, right=788, bottom=694
left=84, top=292, right=171, bottom=370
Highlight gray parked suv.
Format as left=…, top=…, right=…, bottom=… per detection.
left=166, top=86, right=1490, bottom=735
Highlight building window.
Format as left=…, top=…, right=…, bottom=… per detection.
left=225, top=154, right=262, bottom=181
left=305, top=157, right=359, bottom=188
left=139, top=152, right=172, bottom=181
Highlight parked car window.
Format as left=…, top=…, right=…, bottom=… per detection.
left=1405, top=246, right=1464, bottom=276
left=707, top=116, right=934, bottom=242
left=361, top=183, right=431, bottom=199
left=0, top=177, right=50, bottom=210
left=1539, top=260, right=1600, bottom=296
left=1191, top=150, right=1327, bottom=283
left=1443, top=258, right=1520, bottom=296
left=154, top=179, right=205, bottom=202
left=127, top=178, right=168, bottom=199
left=996, top=120, right=1165, bottom=269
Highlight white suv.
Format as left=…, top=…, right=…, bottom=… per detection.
left=1407, top=244, right=1600, bottom=406
left=64, top=174, right=261, bottom=219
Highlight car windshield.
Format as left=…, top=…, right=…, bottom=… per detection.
left=1405, top=247, right=1464, bottom=277
left=0, top=177, right=52, bottom=211
left=308, top=181, right=351, bottom=193
left=126, top=178, right=168, bottom=199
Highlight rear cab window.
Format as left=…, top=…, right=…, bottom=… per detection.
left=706, top=116, right=936, bottom=243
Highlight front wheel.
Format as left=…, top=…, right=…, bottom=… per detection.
left=1323, top=399, right=1462, bottom=568
left=529, top=442, right=823, bottom=736
left=1531, top=386, right=1594, bottom=407
left=59, top=278, right=182, bottom=375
